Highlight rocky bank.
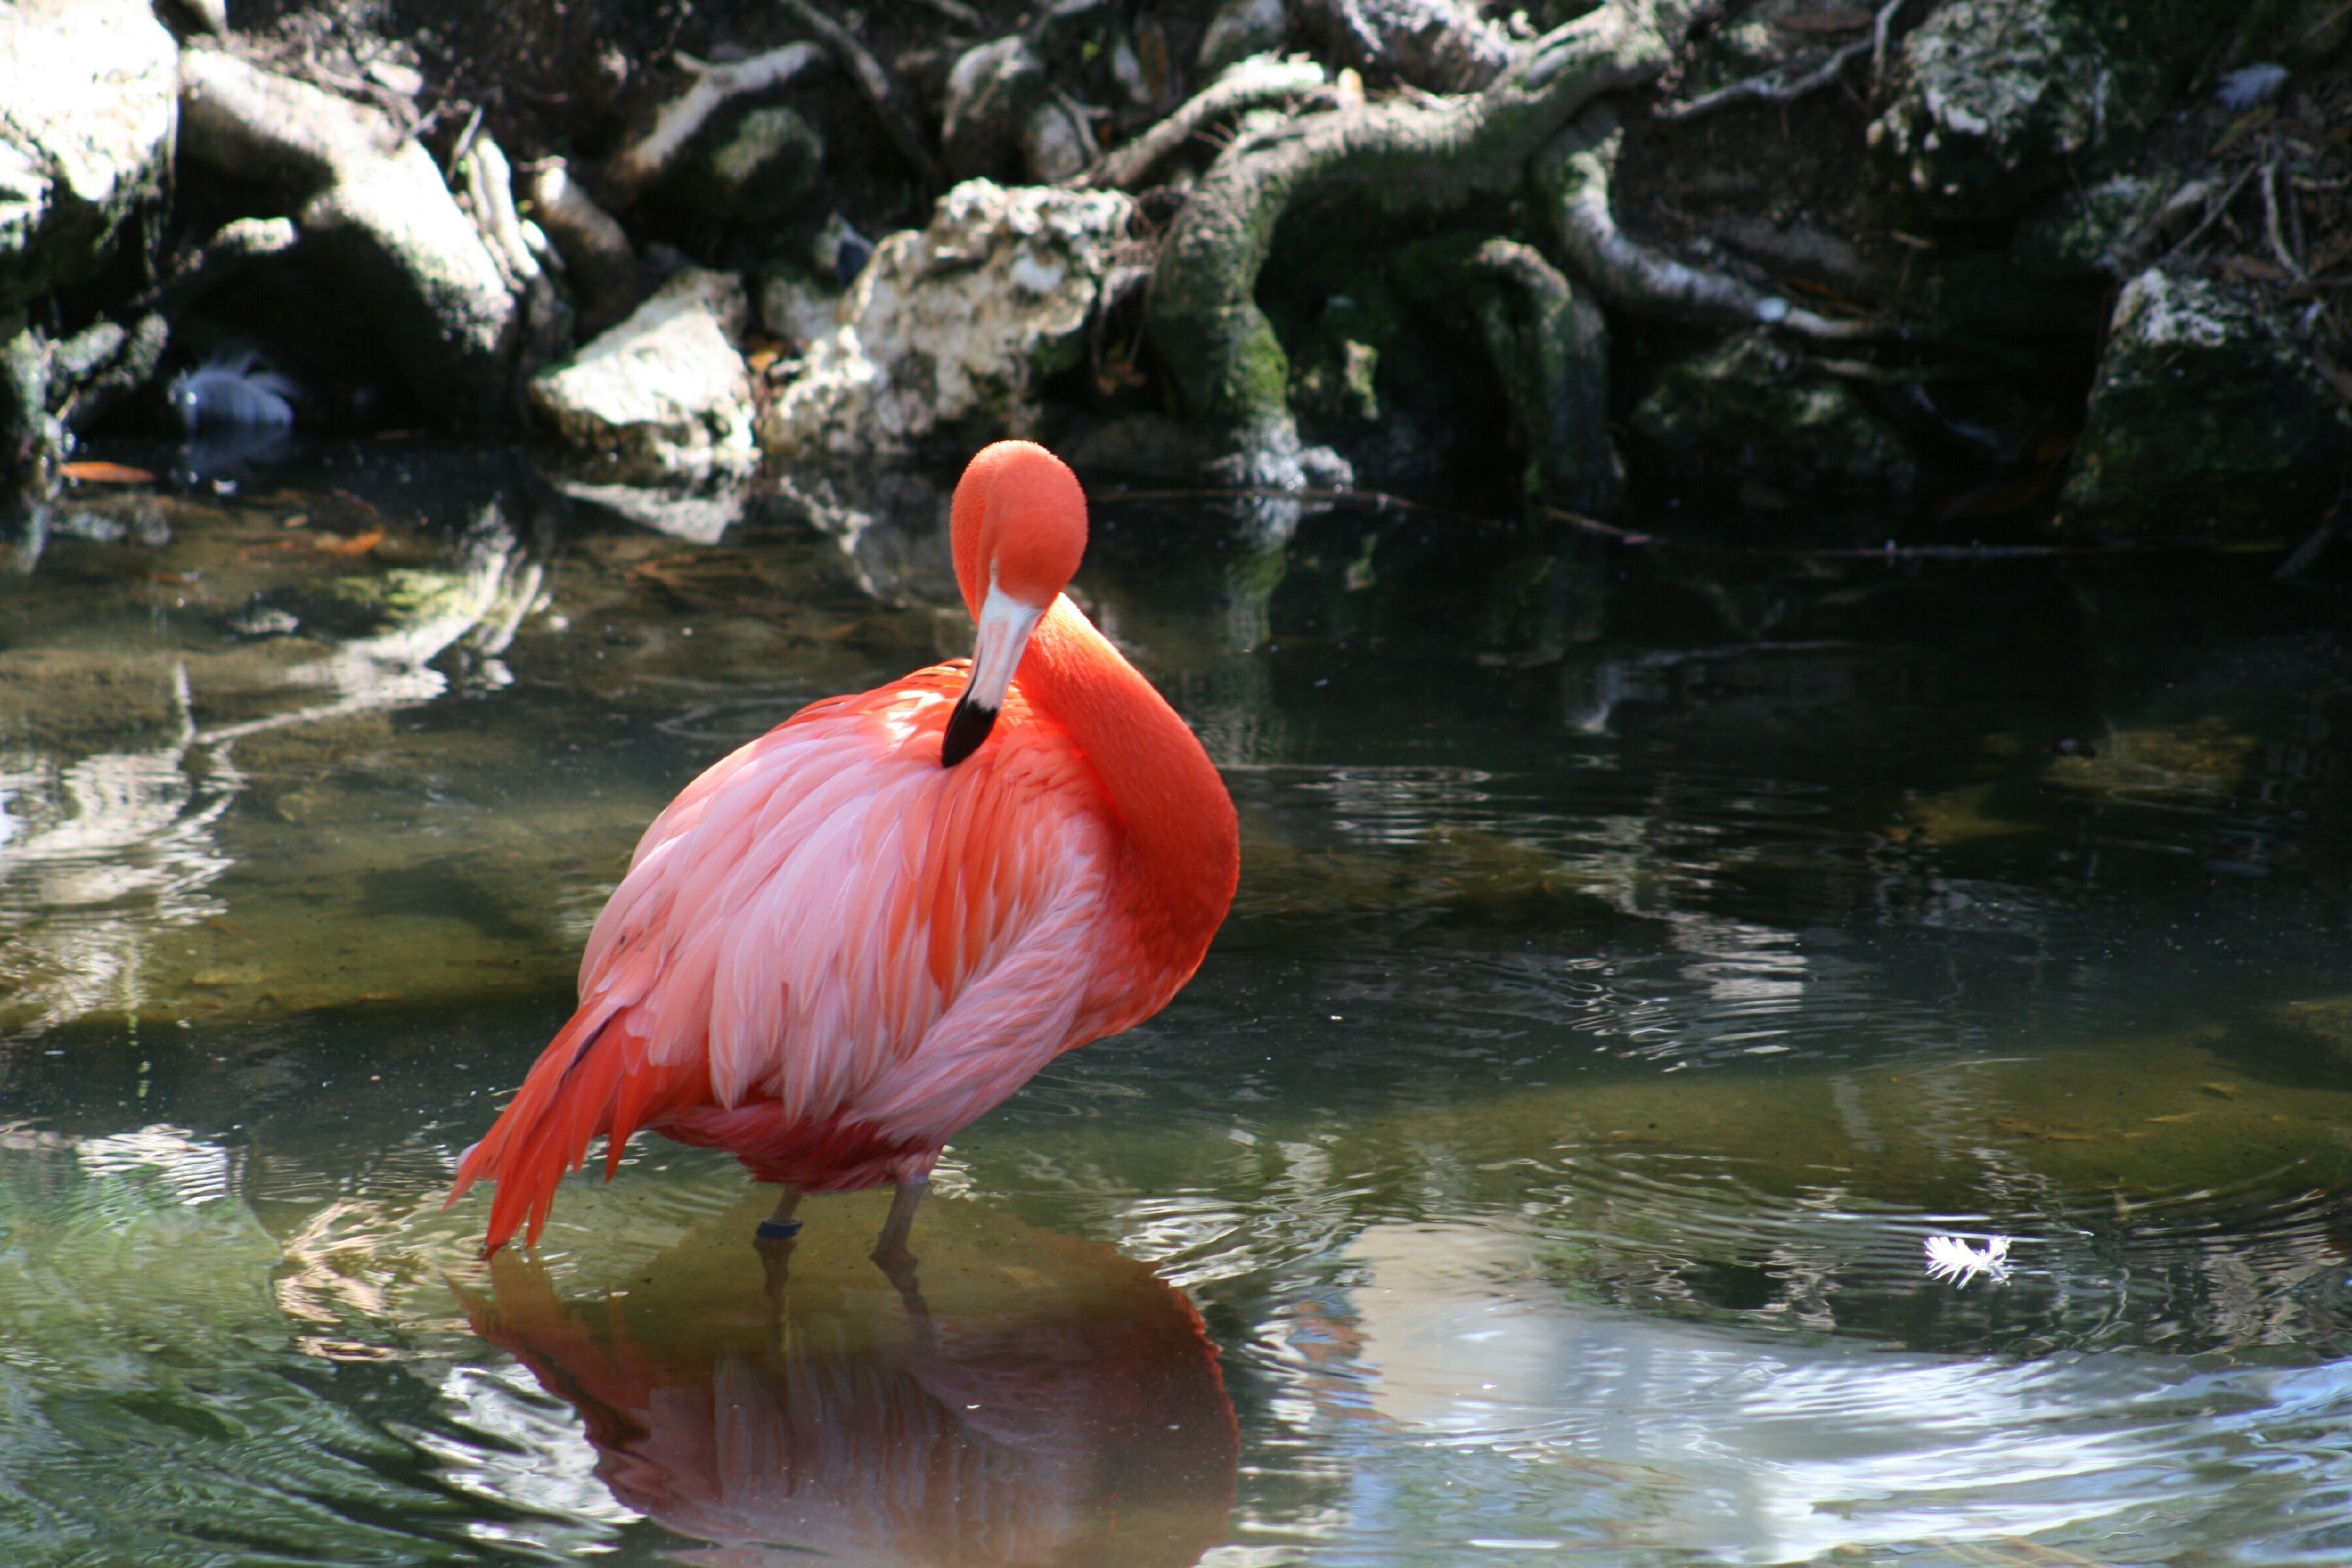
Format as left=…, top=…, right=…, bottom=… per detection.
left=0, top=0, right=2345, bottom=549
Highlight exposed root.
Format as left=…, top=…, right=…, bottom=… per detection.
left=521, top=159, right=637, bottom=329
left=601, top=43, right=826, bottom=207
left=56, top=314, right=170, bottom=434
left=1467, top=238, right=1622, bottom=514
left=2262, top=157, right=2306, bottom=280
left=1145, top=1, right=1686, bottom=482
left=0, top=327, right=53, bottom=496
left=177, top=48, right=519, bottom=421
left=133, top=216, right=300, bottom=315
left=1870, top=0, right=1913, bottom=86
left=1660, top=0, right=1907, bottom=124
left=1655, top=37, right=1869, bottom=122
left=1071, top=54, right=1328, bottom=191
left=1533, top=105, right=1886, bottom=341
left=457, top=135, right=539, bottom=294
left=457, top=135, right=574, bottom=403
left=777, top=0, right=943, bottom=189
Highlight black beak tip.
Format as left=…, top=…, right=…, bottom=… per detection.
left=941, top=698, right=997, bottom=767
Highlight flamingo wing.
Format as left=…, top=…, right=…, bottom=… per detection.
left=451, top=669, right=1120, bottom=1250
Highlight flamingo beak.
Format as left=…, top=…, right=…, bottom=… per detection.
left=943, top=583, right=1044, bottom=766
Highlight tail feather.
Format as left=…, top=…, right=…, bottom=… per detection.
left=447, top=1004, right=698, bottom=1254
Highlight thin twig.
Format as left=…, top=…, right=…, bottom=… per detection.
left=776, top=0, right=943, bottom=189
left=1656, top=37, right=1869, bottom=123
left=1070, top=56, right=1326, bottom=190
left=2263, top=156, right=2307, bottom=278
left=2275, top=504, right=2342, bottom=581
left=1872, top=0, right=1912, bottom=86
left=445, top=100, right=486, bottom=179
left=2159, top=162, right=2258, bottom=265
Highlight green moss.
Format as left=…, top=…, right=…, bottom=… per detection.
left=1224, top=316, right=1294, bottom=426
left=2060, top=270, right=2352, bottom=538
left=1631, top=331, right=1917, bottom=495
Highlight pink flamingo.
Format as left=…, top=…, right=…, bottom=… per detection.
left=449, top=441, right=1239, bottom=1267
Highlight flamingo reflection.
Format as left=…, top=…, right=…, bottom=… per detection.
left=457, top=1195, right=1237, bottom=1567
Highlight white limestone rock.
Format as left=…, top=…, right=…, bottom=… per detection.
left=0, top=0, right=179, bottom=311
left=760, top=180, right=1135, bottom=464
left=556, top=478, right=748, bottom=545
left=530, top=268, right=757, bottom=485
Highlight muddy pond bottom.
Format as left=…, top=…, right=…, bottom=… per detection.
left=7, top=444, right=2352, bottom=1565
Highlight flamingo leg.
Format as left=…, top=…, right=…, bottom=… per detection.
left=753, top=1185, right=803, bottom=1309
left=870, top=1178, right=931, bottom=1329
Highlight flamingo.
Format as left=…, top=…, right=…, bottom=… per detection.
left=448, top=441, right=1239, bottom=1272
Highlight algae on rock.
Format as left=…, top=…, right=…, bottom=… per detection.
left=1631, top=331, right=1916, bottom=497
left=2059, top=269, right=2352, bottom=539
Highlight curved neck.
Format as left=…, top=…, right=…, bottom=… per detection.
left=1017, top=596, right=1238, bottom=982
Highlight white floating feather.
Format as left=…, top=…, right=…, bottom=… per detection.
left=1923, top=1233, right=2012, bottom=1287
left=168, top=351, right=299, bottom=433
left=2216, top=63, right=2288, bottom=111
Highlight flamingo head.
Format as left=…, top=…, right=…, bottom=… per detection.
left=942, top=441, right=1088, bottom=766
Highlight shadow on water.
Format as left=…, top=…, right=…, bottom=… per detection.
left=6, top=442, right=2352, bottom=1561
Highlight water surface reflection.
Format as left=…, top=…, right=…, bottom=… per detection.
left=1, top=449, right=2351, bottom=1563
left=457, top=1194, right=1238, bottom=1568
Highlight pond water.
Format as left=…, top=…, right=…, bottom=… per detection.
left=6, top=442, right=2352, bottom=1566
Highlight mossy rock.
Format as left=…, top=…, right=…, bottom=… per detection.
left=1630, top=331, right=1917, bottom=496
left=2014, top=175, right=2174, bottom=280
left=676, top=104, right=825, bottom=222
left=1871, top=0, right=2246, bottom=223
left=2058, top=269, right=2352, bottom=539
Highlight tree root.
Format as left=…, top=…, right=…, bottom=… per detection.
left=600, top=43, right=826, bottom=207
left=1654, top=37, right=1869, bottom=122
left=1145, top=1, right=1686, bottom=483
left=457, top=135, right=540, bottom=294
left=457, top=135, right=573, bottom=406
left=55, top=313, right=170, bottom=434
left=178, top=48, right=520, bottom=422
left=1071, top=54, right=1328, bottom=191
left=133, top=216, right=300, bottom=316
left=0, top=310, right=167, bottom=495
left=521, top=160, right=637, bottom=329
left=0, top=324, right=54, bottom=498
left=777, top=0, right=943, bottom=190
left=1467, top=239, right=1622, bottom=514
left=1533, top=106, right=1885, bottom=341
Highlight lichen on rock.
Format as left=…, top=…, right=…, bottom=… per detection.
left=1870, top=0, right=2116, bottom=222
left=2059, top=269, right=2352, bottom=538
left=1870, top=0, right=2239, bottom=223
left=759, top=180, right=1135, bottom=465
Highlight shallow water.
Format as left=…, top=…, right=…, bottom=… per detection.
left=7, top=444, right=2352, bottom=1565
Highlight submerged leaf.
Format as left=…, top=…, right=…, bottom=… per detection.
left=59, top=461, right=155, bottom=484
